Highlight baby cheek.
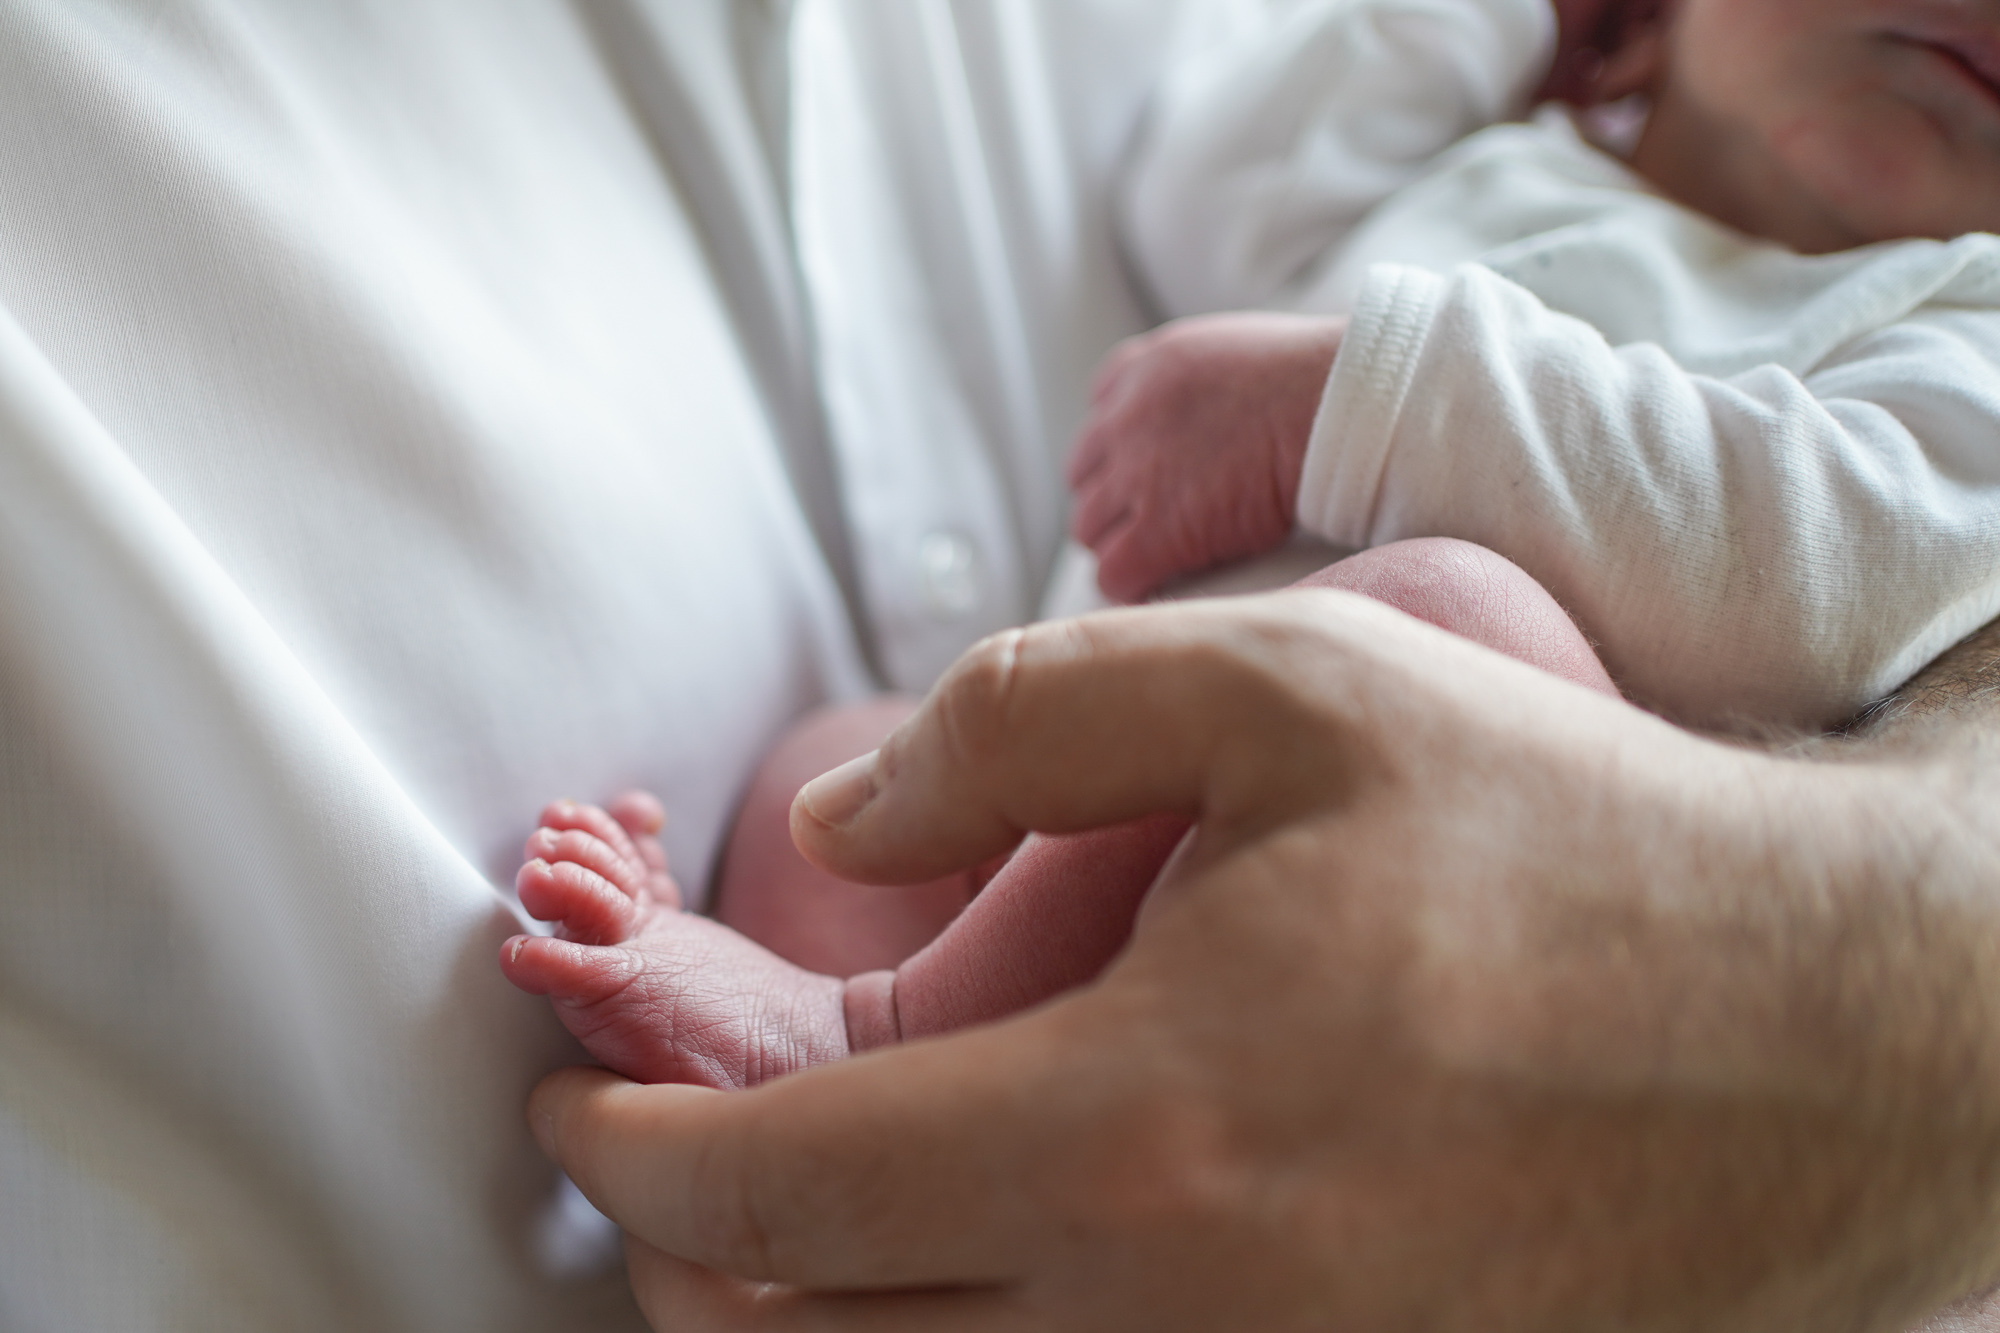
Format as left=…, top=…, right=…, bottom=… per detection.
left=1771, top=101, right=1974, bottom=243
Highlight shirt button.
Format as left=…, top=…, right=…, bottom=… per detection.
left=916, top=529, right=982, bottom=618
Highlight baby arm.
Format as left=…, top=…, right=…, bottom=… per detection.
left=1298, top=263, right=2000, bottom=732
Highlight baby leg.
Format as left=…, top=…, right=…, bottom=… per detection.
left=1292, top=536, right=1617, bottom=696
left=852, top=537, right=1620, bottom=1046
left=712, top=697, right=980, bottom=976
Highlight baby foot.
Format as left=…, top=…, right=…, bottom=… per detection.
left=499, top=792, right=850, bottom=1090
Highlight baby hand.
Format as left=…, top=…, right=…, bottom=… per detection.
left=1068, top=312, right=1343, bottom=602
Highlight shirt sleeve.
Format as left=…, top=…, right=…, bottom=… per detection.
left=1121, top=0, right=1556, bottom=318
left=1297, top=262, right=2000, bottom=731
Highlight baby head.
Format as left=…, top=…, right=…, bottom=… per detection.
left=1575, top=0, right=2000, bottom=252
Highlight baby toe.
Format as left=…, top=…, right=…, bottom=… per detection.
left=607, top=789, right=666, bottom=839
left=523, top=825, right=650, bottom=901
left=606, top=791, right=679, bottom=907
left=537, top=798, right=651, bottom=870
left=607, top=791, right=670, bottom=868
left=515, top=856, right=640, bottom=945
left=498, top=933, right=642, bottom=1008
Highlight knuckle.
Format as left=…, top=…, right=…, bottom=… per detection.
left=1191, top=598, right=1399, bottom=746
left=1076, top=420, right=1120, bottom=463
left=1148, top=606, right=1325, bottom=715
left=932, top=627, right=1029, bottom=769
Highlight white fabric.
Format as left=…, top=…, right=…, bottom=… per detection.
left=796, top=0, right=1172, bottom=686
left=1125, top=0, right=1555, bottom=316
left=0, top=2, right=1178, bottom=1328
left=1129, top=1, right=2000, bottom=731
left=1299, top=123, right=2000, bottom=731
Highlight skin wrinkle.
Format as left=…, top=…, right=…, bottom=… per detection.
left=1202, top=617, right=1374, bottom=839
left=988, top=623, right=1029, bottom=745
left=927, top=630, right=1022, bottom=837
left=1071, top=314, right=1341, bottom=601
left=689, top=1111, right=777, bottom=1287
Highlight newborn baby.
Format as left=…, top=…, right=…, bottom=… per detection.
left=503, top=0, right=2000, bottom=1089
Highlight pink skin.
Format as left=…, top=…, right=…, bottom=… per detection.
left=707, top=698, right=984, bottom=978
left=499, top=538, right=1619, bottom=1091
left=1068, top=313, right=1342, bottom=604
left=501, top=794, right=849, bottom=1088
left=1622, top=0, right=2000, bottom=253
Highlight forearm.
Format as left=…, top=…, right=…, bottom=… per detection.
left=1847, top=615, right=2000, bottom=747
left=1766, top=752, right=2000, bottom=1325
left=1765, top=615, right=2000, bottom=1326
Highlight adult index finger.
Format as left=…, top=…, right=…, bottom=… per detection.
left=789, top=592, right=1397, bottom=887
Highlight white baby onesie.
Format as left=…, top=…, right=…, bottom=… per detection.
left=1126, top=0, right=2000, bottom=732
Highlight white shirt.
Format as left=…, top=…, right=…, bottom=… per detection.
left=1128, top=0, right=2000, bottom=732
left=1126, top=0, right=1556, bottom=315
left=0, top=2, right=1179, bottom=1328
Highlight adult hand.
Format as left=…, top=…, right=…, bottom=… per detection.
left=531, top=591, right=2000, bottom=1331
left=1068, top=313, right=1343, bottom=603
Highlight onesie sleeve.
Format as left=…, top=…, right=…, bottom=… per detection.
left=1122, top=0, right=1556, bottom=317
left=1297, top=262, right=2000, bottom=732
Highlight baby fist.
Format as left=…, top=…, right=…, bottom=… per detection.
left=1068, top=312, right=1343, bottom=602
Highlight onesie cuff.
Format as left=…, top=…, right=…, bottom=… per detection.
left=1296, top=264, right=1450, bottom=547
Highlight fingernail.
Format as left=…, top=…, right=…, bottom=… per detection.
left=799, top=751, right=880, bottom=827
